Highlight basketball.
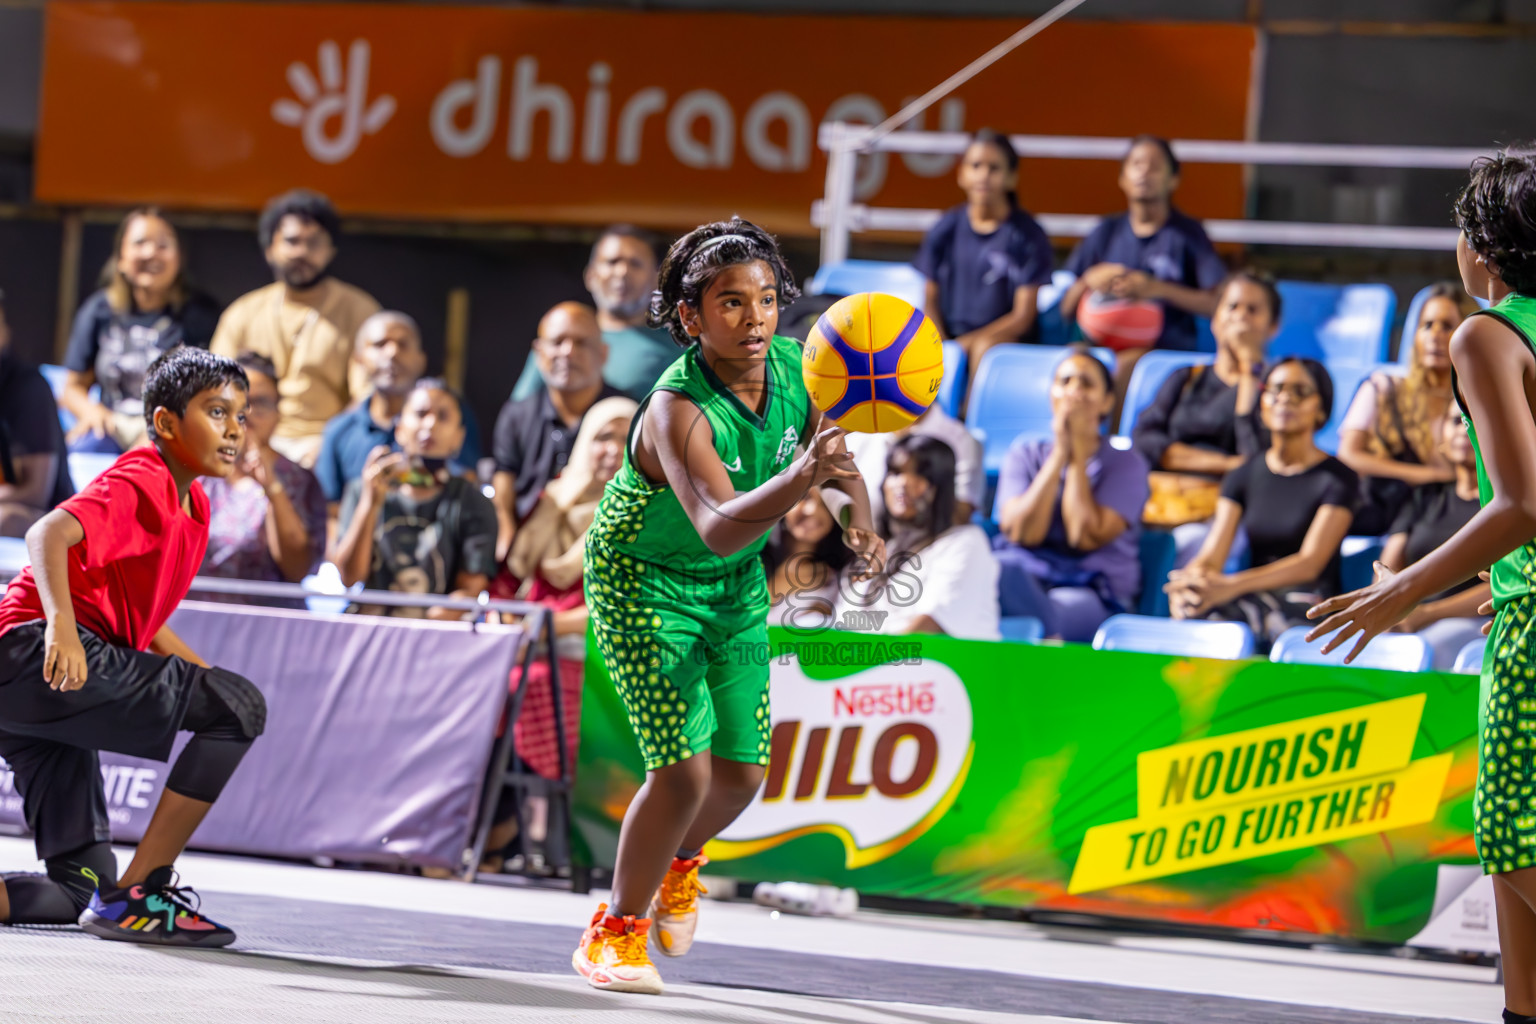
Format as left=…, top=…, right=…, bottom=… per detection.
left=801, top=292, right=944, bottom=433
left=1077, top=292, right=1164, bottom=351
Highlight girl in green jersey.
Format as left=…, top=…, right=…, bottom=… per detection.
left=1309, top=149, right=1536, bottom=1024
left=572, top=219, right=884, bottom=994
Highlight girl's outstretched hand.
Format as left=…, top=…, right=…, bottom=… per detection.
left=1304, top=561, right=1418, bottom=663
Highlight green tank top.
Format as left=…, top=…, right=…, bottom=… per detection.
left=587, top=334, right=810, bottom=577
left=1460, top=293, right=1536, bottom=609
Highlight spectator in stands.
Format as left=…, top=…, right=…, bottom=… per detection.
left=508, top=226, right=678, bottom=402
left=762, top=488, right=853, bottom=631
left=1337, top=282, right=1465, bottom=535
left=60, top=208, right=220, bottom=455
left=914, top=129, right=1053, bottom=387
left=992, top=349, right=1149, bottom=642
left=1382, top=409, right=1489, bottom=669
left=335, top=379, right=497, bottom=616
left=313, top=312, right=483, bottom=514
left=492, top=302, right=622, bottom=562
left=837, top=435, right=1000, bottom=640
left=212, top=190, right=381, bottom=469
left=1166, top=359, right=1357, bottom=648
left=482, top=395, right=639, bottom=872
left=1060, top=136, right=1226, bottom=411
left=846, top=405, right=984, bottom=526
left=0, top=294, right=72, bottom=536
left=200, top=352, right=326, bottom=593
left=1132, top=270, right=1280, bottom=563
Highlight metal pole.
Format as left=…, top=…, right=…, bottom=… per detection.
left=819, top=122, right=860, bottom=268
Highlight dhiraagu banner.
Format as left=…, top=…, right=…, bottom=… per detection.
left=573, top=629, right=1478, bottom=943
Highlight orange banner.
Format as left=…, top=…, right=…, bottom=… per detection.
left=37, top=3, right=1256, bottom=235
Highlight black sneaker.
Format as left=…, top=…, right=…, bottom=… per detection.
left=78, top=865, right=235, bottom=947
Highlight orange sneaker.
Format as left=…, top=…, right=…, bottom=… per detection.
left=651, top=854, right=708, bottom=957
left=571, top=904, right=664, bottom=994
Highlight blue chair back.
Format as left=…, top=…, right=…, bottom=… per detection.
left=1270, top=282, right=1395, bottom=366
left=936, top=341, right=967, bottom=419
left=1313, top=361, right=1386, bottom=455
left=807, top=260, right=927, bottom=310
left=67, top=452, right=117, bottom=490
left=1339, top=536, right=1384, bottom=595
left=1118, top=351, right=1212, bottom=437
left=1137, top=530, right=1177, bottom=618
left=0, top=536, right=28, bottom=576
left=1194, top=316, right=1216, bottom=354
left=966, top=345, right=1115, bottom=478
left=1035, top=270, right=1077, bottom=348
left=1453, top=637, right=1487, bottom=675
left=1270, top=626, right=1431, bottom=672
left=1092, top=614, right=1257, bottom=660
left=998, top=616, right=1045, bottom=644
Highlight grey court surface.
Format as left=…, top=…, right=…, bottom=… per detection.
left=0, top=840, right=1502, bottom=1024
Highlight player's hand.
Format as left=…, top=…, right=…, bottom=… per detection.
left=800, top=425, right=860, bottom=488
left=1304, top=563, right=1418, bottom=662
left=361, top=446, right=406, bottom=501
left=843, top=527, right=887, bottom=582
left=1081, top=263, right=1128, bottom=292
left=43, top=621, right=88, bottom=692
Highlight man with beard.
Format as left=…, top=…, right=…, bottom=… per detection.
left=492, top=302, right=622, bottom=561
left=211, top=190, right=380, bottom=468
left=509, top=226, right=679, bottom=403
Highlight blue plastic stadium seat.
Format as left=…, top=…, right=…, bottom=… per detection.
left=1035, top=270, right=1077, bottom=348
left=0, top=536, right=28, bottom=576
left=1092, top=614, right=1257, bottom=660
left=1453, top=637, right=1487, bottom=675
left=998, top=616, right=1045, bottom=644
left=1138, top=530, right=1177, bottom=618
left=1118, top=351, right=1213, bottom=436
left=1194, top=316, right=1216, bottom=354
left=807, top=260, right=927, bottom=310
left=936, top=341, right=967, bottom=419
left=1314, top=361, right=1389, bottom=455
left=966, top=345, right=1115, bottom=479
left=1339, top=536, right=1384, bottom=595
left=1269, top=282, right=1395, bottom=366
left=1270, top=625, right=1431, bottom=672
left=67, top=452, right=117, bottom=490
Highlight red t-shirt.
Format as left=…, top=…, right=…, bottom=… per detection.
left=0, top=448, right=209, bottom=650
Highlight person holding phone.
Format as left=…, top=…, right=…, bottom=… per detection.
left=333, top=378, right=497, bottom=618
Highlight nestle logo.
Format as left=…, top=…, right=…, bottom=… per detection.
left=833, top=682, right=935, bottom=717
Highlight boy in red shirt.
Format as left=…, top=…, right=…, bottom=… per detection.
left=0, top=347, right=266, bottom=947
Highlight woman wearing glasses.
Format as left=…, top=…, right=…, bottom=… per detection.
left=1164, top=358, right=1358, bottom=649
left=199, top=350, right=326, bottom=599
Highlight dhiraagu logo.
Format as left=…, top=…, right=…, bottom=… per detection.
left=272, top=40, right=397, bottom=164
left=1069, top=695, right=1453, bottom=893
left=708, top=653, right=973, bottom=869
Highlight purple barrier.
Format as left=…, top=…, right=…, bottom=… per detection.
left=0, top=602, right=523, bottom=871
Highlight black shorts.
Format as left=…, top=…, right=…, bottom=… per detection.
left=0, top=621, right=203, bottom=860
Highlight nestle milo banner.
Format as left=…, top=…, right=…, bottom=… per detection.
left=573, top=631, right=1478, bottom=943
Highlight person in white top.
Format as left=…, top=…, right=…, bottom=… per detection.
left=845, top=404, right=984, bottom=526
left=837, top=435, right=1000, bottom=641
left=761, top=487, right=851, bottom=632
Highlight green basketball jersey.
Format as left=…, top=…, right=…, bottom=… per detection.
left=587, top=334, right=811, bottom=577
left=1461, top=293, right=1536, bottom=609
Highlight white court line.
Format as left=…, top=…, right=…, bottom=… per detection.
left=0, top=836, right=1498, bottom=1022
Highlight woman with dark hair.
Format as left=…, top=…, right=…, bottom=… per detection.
left=913, top=128, right=1053, bottom=387
left=993, top=349, right=1149, bottom=641
left=762, top=487, right=852, bottom=632
left=1337, top=281, right=1467, bottom=534
left=60, top=208, right=220, bottom=453
left=1133, top=269, right=1280, bottom=561
left=837, top=434, right=1000, bottom=639
left=199, top=351, right=326, bottom=597
left=1309, top=152, right=1536, bottom=1021
left=1167, top=358, right=1357, bottom=647
left=1060, top=135, right=1227, bottom=412
left=572, top=217, right=882, bottom=995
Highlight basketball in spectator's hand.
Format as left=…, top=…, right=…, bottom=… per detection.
left=1078, top=291, right=1164, bottom=352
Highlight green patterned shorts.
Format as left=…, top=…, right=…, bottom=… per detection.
left=1476, top=595, right=1536, bottom=874
left=584, top=540, right=773, bottom=772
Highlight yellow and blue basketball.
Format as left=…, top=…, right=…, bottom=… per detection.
left=801, top=293, right=943, bottom=433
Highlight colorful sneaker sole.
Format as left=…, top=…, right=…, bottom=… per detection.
left=571, top=947, right=664, bottom=995
left=78, top=907, right=236, bottom=948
